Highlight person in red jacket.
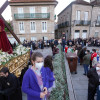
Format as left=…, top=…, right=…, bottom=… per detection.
left=65, top=45, right=68, bottom=53
left=90, top=49, right=97, bottom=68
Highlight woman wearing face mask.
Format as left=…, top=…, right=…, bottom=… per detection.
left=87, top=63, right=100, bottom=100
left=22, top=52, right=49, bottom=100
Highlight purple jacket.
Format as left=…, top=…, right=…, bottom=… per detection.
left=22, top=67, right=49, bottom=100
left=42, top=67, right=55, bottom=88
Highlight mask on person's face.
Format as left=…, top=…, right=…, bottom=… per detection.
left=35, top=62, right=43, bottom=70
left=96, top=67, right=100, bottom=71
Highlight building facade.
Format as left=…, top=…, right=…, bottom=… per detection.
left=56, top=0, right=100, bottom=40
left=9, top=0, right=57, bottom=43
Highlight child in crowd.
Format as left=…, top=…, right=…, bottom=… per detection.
left=22, top=52, right=49, bottom=100
left=43, top=55, right=55, bottom=98
left=65, top=45, right=68, bottom=53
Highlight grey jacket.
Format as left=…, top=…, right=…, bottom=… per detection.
left=83, top=54, right=91, bottom=65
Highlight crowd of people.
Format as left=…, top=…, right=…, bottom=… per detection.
left=1, top=37, right=100, bottom=100
left=63, top=38, right=100, bottom=100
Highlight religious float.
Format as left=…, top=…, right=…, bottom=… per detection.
left=0, top=45, right=30, bottom=77
left=0, top=0, right=30, bottom=77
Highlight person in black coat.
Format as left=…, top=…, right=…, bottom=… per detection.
left=51, top=42, right=54, bottom=52
left=62, top=38, right=66, bottom=52
left=78, top=46, right=87, bottom=65
left=0, top=67, right=22, bottom=100
left=87, top=64, right=100, bottom=100
left=0, top=76, right=7, bottom=100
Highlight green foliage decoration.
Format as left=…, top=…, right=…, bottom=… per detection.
left=49, top=44, right=69, bottom=100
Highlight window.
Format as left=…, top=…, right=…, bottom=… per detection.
left=30, top=22, right=36, bottom=32
left=30, top=7, right=35, bottom=13
left=42, top=7, right=47, bottom=13
left=31, top=37, right=37, bottom=41
left=94, top=32, right=99, bottom=37
left=18, top=8, right=23, bottom=13
left=74, top=30, right=80, bottom=39
left=82, top=30, right=87, bottom=39
left=76, top=10, right=80, bottom=20
left=18, top=8, right=24, bottom=18
left=44, top=37, right=48, bottom=40
left=42, top=22, right=47, bottom=32
left=97, top=15, right=100, bottom=22
left=20, top=37, right=26, bottom=43
left=84, top=12, right=88, bottom=21
left=41, top=7, right=47, bottom=18
left=19, top=22, right=25, bottom=33
left=30, top=7, right=35, bottom=18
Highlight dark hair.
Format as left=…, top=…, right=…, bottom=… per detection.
left=0, top=67, right=9, bottom=74
left=44, top=55, right=53, bottom=71
left=87, top=50, right=90, bottom=53
left=92, top=49, right=96, bottom=52
left=31, top=52, right=43, bottom=61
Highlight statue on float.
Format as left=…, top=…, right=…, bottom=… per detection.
left=0, top=19, right=13, bottom=54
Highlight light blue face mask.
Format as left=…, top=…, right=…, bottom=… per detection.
left=96, top=67, right=100, bottom=71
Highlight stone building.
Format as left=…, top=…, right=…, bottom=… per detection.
left=9, top=0, right=58, bottom=43
left=56, top=0, right=100, bottom=39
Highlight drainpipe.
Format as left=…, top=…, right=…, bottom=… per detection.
left=70, top=4, right=72, bottom=39
left=88, top=5, right=94, bottom=38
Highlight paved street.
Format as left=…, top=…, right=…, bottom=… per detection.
left=71, top=63, right=88, bottom=100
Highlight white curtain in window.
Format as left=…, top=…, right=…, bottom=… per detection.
left=42, top=22, right=47, bottom=32
left=19, top=22, right=25, bottom=33
left=84, top=12, right=88, bottom=21
left=30, top=7, right=35, bottom=18
left=42, top=7, right=47, bottom=18
left=30, top=22, right=35, bottom=32
left=18, top=8, right=24, bottom=18
left=76, top=10, right=80, bottom=20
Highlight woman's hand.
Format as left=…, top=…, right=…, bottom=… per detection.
left=40, top=92, right=45, bottom=98
left=43, top=87, right=48, bottom=95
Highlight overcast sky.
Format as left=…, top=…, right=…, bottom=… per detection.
left=0, top=0, right=90, bottom=20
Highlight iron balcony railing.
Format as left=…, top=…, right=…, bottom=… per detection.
left=74, top=20, right=83, bottom=26
left=14, top=13, right=50, bottom=19
left=82, top=20, right=91, bottom=26
left=58, top=21, right=69, bottom=28
left=74, top=20, right=91, bottom=26
left=65, top=21, right=69, bottom=26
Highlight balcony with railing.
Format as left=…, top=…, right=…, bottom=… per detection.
left=65, top=21, right=69, bottom=27
left=82, top=20, right=91, bottom=26
left=95, top=21, right=100, bottom=27
left=74, top=20, right=82, bottom=26
left=14, top=13, right=50, bottom=20
left=58, top=21, right=69, bottom=28
left=74, top=20, right=90, bottom=26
